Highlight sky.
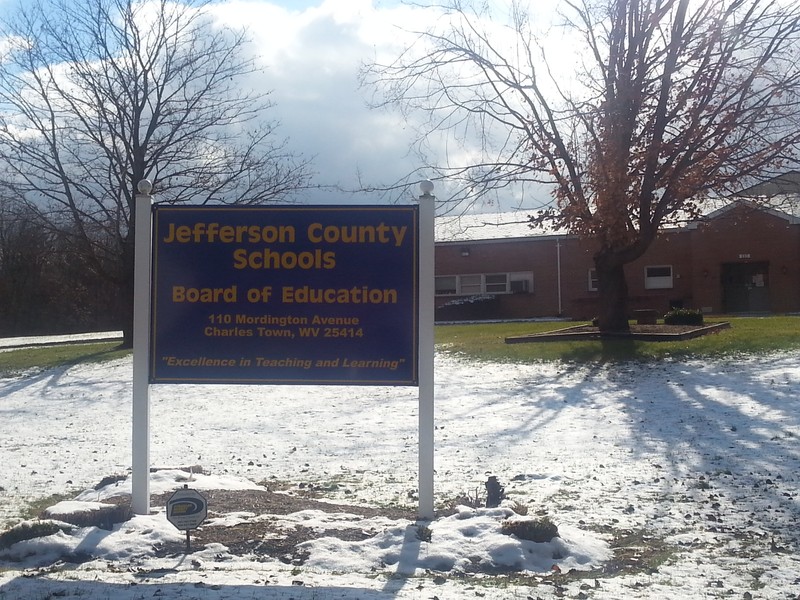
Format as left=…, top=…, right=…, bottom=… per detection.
left=1, top=0, right=794, bottom=219
left=0, top=0, right=575, bottom=215
left=1, top=338, right=800, bottom=597
left=206, top=0, right=559, bottom=212
left=210, top=0, right=457, bottom=206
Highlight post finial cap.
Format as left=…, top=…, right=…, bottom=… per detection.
left=137, top=179, right=153, bottom=195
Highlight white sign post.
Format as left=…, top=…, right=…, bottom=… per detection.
left=131, top=180, right=436, bottom=520
left=132, top=180, right=153, bottom=516
left=418, top=181, right=435, bottom=520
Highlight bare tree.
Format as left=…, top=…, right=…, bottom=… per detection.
left=0, top=0, right=312, bottom=345
left=363, top=0, right=800, bottom=331
left=0, top=197, right=120, bottom=336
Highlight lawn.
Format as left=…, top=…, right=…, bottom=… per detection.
left=435, top=315, right=800, bottom=362
left=2, top=316, right=799, bottom=377
left=0, top=341, right=128, bottom=377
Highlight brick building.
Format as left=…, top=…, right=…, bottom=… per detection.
left=434, top=199, right=800, bottom=321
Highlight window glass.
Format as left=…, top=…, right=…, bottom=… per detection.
left=510, top=279, right=529, bottom=292
left=644, top=265, right=673, bottom=289
left=436, top=271, right=534, bottom=295
left=646, top=266, right=672, bottom=278
left=509, top=272, right=533, bottom=293
left=485, top=273, right=508, bottom=293
left=588, top=268, right=598, bottom=291
left=435, top=276, right=457, bottom=295
left=460, top=274, right=483, bottom=294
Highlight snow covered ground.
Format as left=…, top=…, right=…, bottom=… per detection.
left=0, top=331, right=122, bottom=351
left=1, top=347, right=799, bottom=599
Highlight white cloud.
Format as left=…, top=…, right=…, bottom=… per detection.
left=211, top=0, right=438, bottom=204
left=206, top=0, right=573, bottom=211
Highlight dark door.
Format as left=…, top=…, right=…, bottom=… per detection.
left=721, top=262, right=770, bottom=313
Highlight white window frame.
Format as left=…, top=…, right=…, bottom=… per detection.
left=644, top=265, right=674, bottom=289
left=434, top=272, right=533, bottom=296
left=509, top=272, right=533, bottom=293
left=435, top=275, right=457, bottom=295
left=459, top=274, right=483, bottom=294
left=485, top=273, right=509, bottom=293
left=588, top=268, right=598, bottom=292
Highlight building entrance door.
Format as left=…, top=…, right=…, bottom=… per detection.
left=721, top=262, right=770, bottom=313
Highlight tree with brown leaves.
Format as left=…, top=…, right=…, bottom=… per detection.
left=364, top=0, right=800, bottom=331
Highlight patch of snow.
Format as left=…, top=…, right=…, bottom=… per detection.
left=1, top=336, right=799, bottom=598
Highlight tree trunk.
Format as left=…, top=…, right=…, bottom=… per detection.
left=595, top=253, right=630, bottom=333
left=119, top=232, right=135, bottom=349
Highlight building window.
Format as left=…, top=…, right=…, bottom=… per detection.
left=485, top=273, right=508, bottom=293
left=509, top=279, right=528, bottom=293
left=645, top=265, right=673, bottom=289
left=435, top=276, right=457, bottom=295
left=588, top=268, right=598, bottom=292
left=434, top=272, right=534, bottom=296
left=509, top=272, right=533, bottom=293
left=460, top=274, right=483, bottom=294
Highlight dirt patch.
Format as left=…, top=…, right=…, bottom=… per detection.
left=103, top=488, right=418, bottom=563
left=26, top=486, right=678, bottom=581
left=151, top=487, right=416, bottom=520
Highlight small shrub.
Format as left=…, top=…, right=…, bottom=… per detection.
left=415, top=524, right=432, bottom=542
left=509, top=501, right=529, bottom=516
left=501, top=516, right=559, bottom=543
left=446, top=488, right=483, bottom=509
left=664, top=308, right=704, bottom=326
left=485, top=476, right=506, bottom=508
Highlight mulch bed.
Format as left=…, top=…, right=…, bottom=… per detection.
left=150, top=488, right=416, bottom=561
left=44, top=486, right=418, bottom=563
left=506, top=322, right=731, bottom=343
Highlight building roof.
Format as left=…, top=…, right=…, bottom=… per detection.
left=435, top=211, right=561, bottom=243
left=436, top=193, right=800, bottom=243
left=736, top=171, right=800, bottom=197
left=694, top=198, right=800, bottom=226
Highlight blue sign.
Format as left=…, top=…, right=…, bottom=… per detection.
left=150, top=205, right=419, bottom=385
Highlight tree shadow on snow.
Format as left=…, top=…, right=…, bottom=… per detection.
left=502, top=350, right=800, bottom=550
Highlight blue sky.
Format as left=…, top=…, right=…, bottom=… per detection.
left=0, top=0, right=555, bottom=212
left=0, top=0, right=449, bottom=205
left=208, top=0, right=561, bottom=211
left=271, top=0, right=403, bottom=7
left=210, top=0, right=468, bottom=206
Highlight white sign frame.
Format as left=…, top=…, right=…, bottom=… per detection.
left=132, top=184, right=436, bottom=520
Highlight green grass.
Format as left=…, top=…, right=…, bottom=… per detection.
left=0, top=342, right=131, bottom=377
left=17, top=490, right=82, bottom=522
left=1, top=316, right=798, bottom=377
left=435, top=316, right=800, bottom=363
